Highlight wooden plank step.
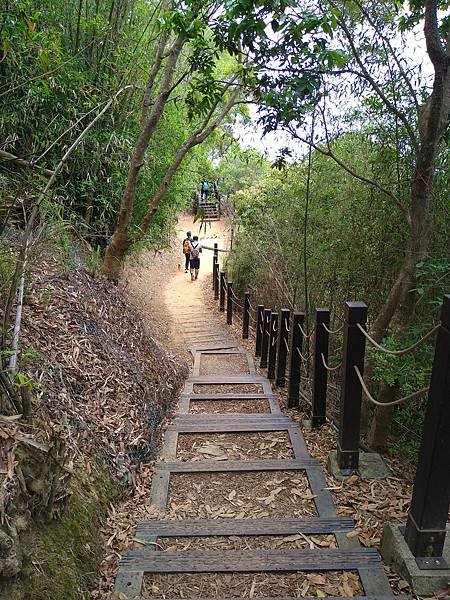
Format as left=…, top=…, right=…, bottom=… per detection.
left=189, top=393, right=274, bottom=400
left=192, top=343, right=239, bottom=350
left=168, top=421, right=296, bottom=433
left=132, top=597, right=404, bottom=600
left=136, top=516, right=354, bottom=537
left=155, top=458, right=318, bottom=472
left=143, top=597, right=403, bottom=600
left=190, top=375, right=266, bottom=383
left=172, top=414, right=290, bottom=422
left=119, top=547, right=381, bottom=572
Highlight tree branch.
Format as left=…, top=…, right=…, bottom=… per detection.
left=0, top=150, right=54, bottom=177
left=333, top=3, right=420, bottom=153
left=285, top=119, right=408, bottom=219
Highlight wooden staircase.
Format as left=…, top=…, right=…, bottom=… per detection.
left=114, top=306, right=401, bottom=600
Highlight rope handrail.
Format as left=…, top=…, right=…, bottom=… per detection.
left=248, top=298, right=256, bottom=312
left=234, top=311, right=243, bottom=323
left=272, top=321, right=278, bottom=332
left=283, top=338, right=290, bottom=352
left=354, top=366, right=429, bottom=407
left=321, top=353, right=342, bottom=372
left=295, top=346, right=307, bottom=361
left=323, top=323, right=344, bottom=335
left=229, top=286, right=241, bottom=301
left=356, top=323, right=439, bottom=355
left=259, top=323, right=263, bottom=334
left=249, top=313, right=256, bottom=324
left=298, top=323, right=315, bottom=339
left=203, top=244, right=229, bottom=252
left=230, top=296, right=243, bottom=309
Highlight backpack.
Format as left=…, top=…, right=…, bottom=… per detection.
left=183, top=239, right=190, bottom=254
left=190, top=242, right=200, bottom=259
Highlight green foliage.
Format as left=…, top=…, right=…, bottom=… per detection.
left=19, top=463, right=116, bottom=600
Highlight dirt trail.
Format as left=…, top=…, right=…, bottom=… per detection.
left=124, top=214, right=230, bottom=355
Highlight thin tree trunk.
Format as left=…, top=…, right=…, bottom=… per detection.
left=102, top=35, right=185, bottom=281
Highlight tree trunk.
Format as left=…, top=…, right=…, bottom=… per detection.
left=102, top=35, right=185, bottom=281
left=366, top=6, right=449, bottom=450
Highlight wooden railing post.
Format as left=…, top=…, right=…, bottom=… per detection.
left=404, top=294, right=450, bottom=565
left=219, top=271, right=225, bottom=312
left=260, top=308, right=271, bottom=369
left=255, top=305, right=264, bottom=357
left=311, top=309, right=330, bottom=428
left=213, top=258, right=219, bottom=300
left=267, top=312, right=279, bottom=380
left=243, top=293, right=250, bottom=339
left=212, top=244, right=218, bottom=288
left=287, top=312, right=304, bottom=408
left=276, top=309, right=290, bottom=387
left=226, top=281, right=233, bottom=325
left=337, top=301, right=367, bottom=471
left=212, top=256, right=218, bottom=291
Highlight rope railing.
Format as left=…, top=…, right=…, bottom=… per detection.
left=230, top=296, right=243, bottom=309
left=354, top=366, right=429, bottom=407
left=283, top=338, right=290, bottom=352
left=285, top=318, right=290, bottom=332
left=321, top=353, right=342, bottom=372
left=229, top=286, right=242, bottom=302
left=295, top=346, right=308, bottom=361
left=323, top=323, right=344, bottom=335
left=298, top=323, right=315, bottom=339
left=356, top=323, right=439, bottom=356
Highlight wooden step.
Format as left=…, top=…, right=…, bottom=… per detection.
left=119, top=547, right=381, bottom=572
left=155, top=458, right=318, bottom=472
left=169, top=413, right=293, bottom=432
left=136, top=516, right=354, bottom=538
left=187, top=393, right=274, bottom=400
left=190, top=374, right=266, bottom=383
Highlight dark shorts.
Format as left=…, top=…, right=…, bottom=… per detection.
left=190, top=257, right=200, bottom=269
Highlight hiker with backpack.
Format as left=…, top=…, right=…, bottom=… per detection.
left=201, top=180, right=209, bottom=200
left=189, top=235, right=202, bottom=281
left=182, top=231, right=192, bottom=273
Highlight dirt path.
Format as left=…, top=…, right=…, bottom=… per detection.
left=113, top=214, right=399, bottom=600
left=124, top=214, right=230, bottom=355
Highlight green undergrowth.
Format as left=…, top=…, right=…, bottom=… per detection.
left=2, top=461, right=116, bottom=600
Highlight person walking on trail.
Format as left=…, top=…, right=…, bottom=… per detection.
left=189, top=235, right=202, bottom=281
left=201, top=180, right=209, bottom=200
left=182, top=231, right=192, bottom=273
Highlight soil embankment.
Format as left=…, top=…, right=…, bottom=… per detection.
left=0, top=245, right=186, bottom=600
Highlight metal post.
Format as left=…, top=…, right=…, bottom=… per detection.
left=404, top=295, right=450, bottom=566
left=276, top=309, right=290, bottom=387
left=226, top=282, right=233, bottom=325
left=287, top=312, right=304, bottom=408
left=260, top=308, right=271, bottom=369
left=337, top=301, right=367, bottom=471
left=267, top=312, right=279, bottom=380
left=219, top=271, right=225, bottom=312
left=213, top=258, right=219, bottom=300
left=255, top=305, right=264, bottom=357
left=311, top=309, right=330, bottom=428
left=243, top=293, right=250, bottom=339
